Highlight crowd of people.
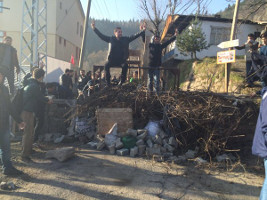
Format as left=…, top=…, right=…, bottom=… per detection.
left=235, top=31, right=267, bottom=87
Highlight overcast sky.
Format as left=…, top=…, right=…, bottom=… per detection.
left=81, top=0, right=236, bottom=21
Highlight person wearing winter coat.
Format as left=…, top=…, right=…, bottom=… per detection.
left=21, top=68, right=52, bottom=161
left=0, top=67, right=25, bottom=176
left=252, top=75, right=267, bottom=199
left=91, top=21, right=146, bottom=87
left=147, top=32, right=177, bottom=93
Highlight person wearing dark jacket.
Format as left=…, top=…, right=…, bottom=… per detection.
left=252, top=75, right=267, bottom=199
left=0, top=36, right=20, bottom=95
left=235, top=33, right=259, bottom=86
left=147, top=33, right=177, bottom=93
left=59, top=68, right=73, bottom=98
left=91, top=21, right=146, bottom=86
left=0, top=67, right=25, bottom=175
left=21, top=68, right=52, bottom=160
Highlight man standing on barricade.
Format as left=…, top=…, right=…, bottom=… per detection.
left=91, top=21, right=146, bottom=87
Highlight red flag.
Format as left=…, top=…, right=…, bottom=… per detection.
left=70, top=54, right=75, bottom=65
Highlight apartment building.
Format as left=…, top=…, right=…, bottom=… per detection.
left=0, top=0, right=85, bottom=66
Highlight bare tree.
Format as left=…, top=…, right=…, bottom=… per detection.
left=139, top=0, right=212, bottom=36
left=242, top=0, right=267, bottom=21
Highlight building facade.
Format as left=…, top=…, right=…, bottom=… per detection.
left=0, top=0, right=84, bottom=66
left=161, top=15, right=265, bottom=61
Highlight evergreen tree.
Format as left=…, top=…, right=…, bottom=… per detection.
left=176, top=18, right=208, bottom=59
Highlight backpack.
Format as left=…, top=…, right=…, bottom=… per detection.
left=11, top=87, right=24, bottom=115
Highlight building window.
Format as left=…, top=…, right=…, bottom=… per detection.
left=77, top=22, right=79, bottom=35
left=64, top=39, right=66, bottom=47
left=80, top=25, right=83, bottom=37
left=210, top=26, right=231, bottom=45
left=0, top=31, right=5, bottom=42
left=0, top=1, right=3, bottom=13
left=59, top=36, right=62, bottom=44
left=60, top=2, right=62, bottom=10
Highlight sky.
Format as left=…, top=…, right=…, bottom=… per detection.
left=80, top=0, right=237, bottom=21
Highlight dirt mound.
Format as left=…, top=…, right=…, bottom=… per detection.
left=78, top=83, right=258, bottom=159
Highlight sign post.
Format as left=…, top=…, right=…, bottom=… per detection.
left=217, top=50, right=236, bottom=92
left=217, top=0, right=240, bottom=93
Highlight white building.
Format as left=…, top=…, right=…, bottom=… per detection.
left=161, top=15, right=265, bottom=62
left=0, top=0, right=85, bottom=66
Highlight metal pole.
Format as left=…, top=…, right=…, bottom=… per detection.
left=34, top=0, right=39, bottom=66
left=225, top=0, right=240, bottom=93
left=79, top=0, right=92, bottom=70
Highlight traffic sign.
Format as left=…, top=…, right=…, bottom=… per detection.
left=217, top=50, right=236, bottom=64
left=217, top=39, right=239, bottom=49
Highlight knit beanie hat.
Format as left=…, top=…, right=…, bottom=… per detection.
left=33, top=68, right=45, bottom=79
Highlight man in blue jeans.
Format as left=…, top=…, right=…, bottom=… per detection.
left=0, top=67, right=25, bottom=176
left=252, top=74, right=267, bottom=199
left=147, top=31, right=177, bottom=93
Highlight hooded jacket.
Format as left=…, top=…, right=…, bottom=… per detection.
left=252, top=87, right=267, bottom=158
left=93, top=28, right=145, bottom=63
left=23, top=78, right=48, bottom=114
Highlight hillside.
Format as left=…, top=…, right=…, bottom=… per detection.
left=217, top=0, right=267, bottom=21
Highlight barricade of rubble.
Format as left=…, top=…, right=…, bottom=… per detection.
left=77, top=83, right=258, bottom=161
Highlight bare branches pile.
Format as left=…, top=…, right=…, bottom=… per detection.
left=79, top=84, right=258, bottom=159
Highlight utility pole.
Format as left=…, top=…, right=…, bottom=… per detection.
left=225, top=0, right=240, bottom=93
left=79, top=0, right=92, bottom=70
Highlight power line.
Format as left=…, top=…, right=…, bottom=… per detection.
left=100, top=0, right=111, bottom=20
left=114, top=0, right=120, bottom=20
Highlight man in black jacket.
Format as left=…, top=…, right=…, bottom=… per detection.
left=0, top=68, right=25, bottom=176
left=0, top=36, right=20, bottom=95
left=22, top=68, right=52, bottom=160
left=91, top=21, right=146, bottom=86
left=148, top=32, right=177, bottom=93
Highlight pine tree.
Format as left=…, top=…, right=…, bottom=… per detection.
left=176, top=18, right=208, bottom=59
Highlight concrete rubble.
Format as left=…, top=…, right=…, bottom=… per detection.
left=46, top=147, right=75, bottom=162
left=0, top=182, right=16, bottom=190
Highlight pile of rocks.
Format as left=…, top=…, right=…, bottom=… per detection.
left=87, top=123, right=192, bottom=163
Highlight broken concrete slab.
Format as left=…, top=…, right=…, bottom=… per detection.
left=108, top=145, right=116, bottom=154
left=54, top=135, right=65, bottom=144
left=87, top=142, right=98, bottom=149
left=164, top=143, right=175, bottom=152
left=97, top=141, right=106, bottom=150
left=138, top=145, right=146, bottom=156
left=146, top=139, right=153, bottom=148
left=137, top=132, right=148, bottom=140
left=146, top=147, right=161, bottom=156
left=194, top=157, right=208, bottom=164
left=136, top=139, right=144, bottom=146
left=185, top=150, right=197, bottom=159
left=45, top=147, right=75, bottom=162
left=127, top=128, right=138, bottom=137
left=115, top=138, right=124, bottom=149
left=0, top=182, right=16, bottom=190
left=152, top=134, right=162, bottom=145
left=116, top=148, right=129, bottom=156
left=159, top=130, right=168, bottom=139
left=130, top=146, right=138, bottom=157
